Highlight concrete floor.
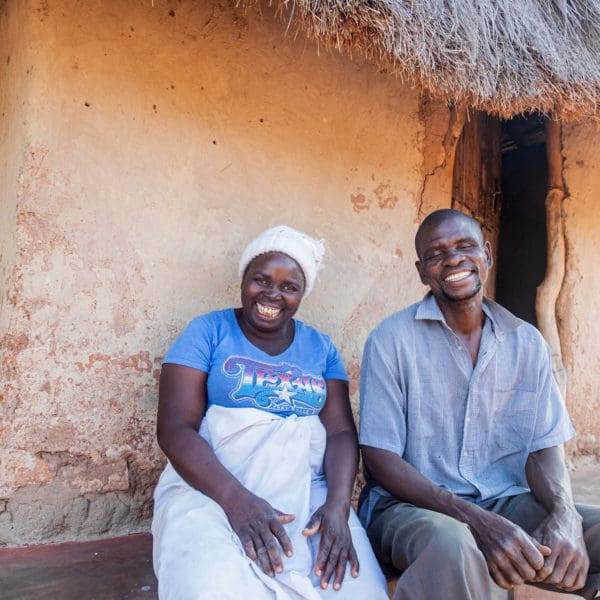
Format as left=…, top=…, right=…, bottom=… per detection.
left=0, top=533, right=157, bottom=600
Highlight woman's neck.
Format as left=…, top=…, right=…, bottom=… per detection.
left=234, top=308, right=295, bottom=356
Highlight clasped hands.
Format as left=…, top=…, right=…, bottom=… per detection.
left=225, top=491, right=358, bottom=591
left=472, top=508, right=589, bottom=592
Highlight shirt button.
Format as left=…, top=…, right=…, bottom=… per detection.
left=463, top=451, right=468, bottom=457
left=457, top=345, right=463, bottom=350
left=466, top=417, right=471, bottom=424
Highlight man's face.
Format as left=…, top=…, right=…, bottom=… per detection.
left=415, top=215, right=492, bottom=303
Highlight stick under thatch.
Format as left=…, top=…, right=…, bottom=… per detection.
left=252, top=0, right=600, bottom=119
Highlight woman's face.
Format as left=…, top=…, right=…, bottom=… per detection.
left=240, top=252, right=306, bottom=334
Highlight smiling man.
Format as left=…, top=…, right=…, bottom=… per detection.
left=358, top=209, right=600, bottom=599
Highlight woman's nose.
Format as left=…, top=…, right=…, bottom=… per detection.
left=263, top=285, right=282, bottom=298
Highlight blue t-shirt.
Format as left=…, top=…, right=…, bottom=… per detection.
left=163, top=309, right=348, bottom=417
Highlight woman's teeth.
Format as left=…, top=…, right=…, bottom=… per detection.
left=256, top=303, right=281, bottom=318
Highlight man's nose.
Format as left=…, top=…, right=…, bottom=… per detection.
left=443, top=248, right=465, bottom=265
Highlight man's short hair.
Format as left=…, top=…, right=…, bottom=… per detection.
left=415, top=209, right=484, bottom=258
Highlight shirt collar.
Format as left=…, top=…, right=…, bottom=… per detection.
left=415, top=292, right=522, bottom=340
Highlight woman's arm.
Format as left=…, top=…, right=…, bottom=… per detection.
left=304, top=378, right=359, bottom=590
left=157, top=363, right=295, bottom=576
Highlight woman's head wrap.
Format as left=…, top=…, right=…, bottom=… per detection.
left=239, top=225, right=325, bottom=296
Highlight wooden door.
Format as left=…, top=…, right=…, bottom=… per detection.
left=451, top=112, right=502, bottom=298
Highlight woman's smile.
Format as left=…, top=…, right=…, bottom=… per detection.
left=256, top=302, right=282, bottom=320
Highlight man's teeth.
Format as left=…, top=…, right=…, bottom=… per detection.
left=445, top=271, right=471, bottom=283
left=257, top=304, right=281, bottom=318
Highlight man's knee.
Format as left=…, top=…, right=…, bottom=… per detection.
left=374, top=506, right=484, bottom=572
left=406, top=512, right=479, bottom=558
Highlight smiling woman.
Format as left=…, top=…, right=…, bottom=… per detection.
left=237, top=253, right=305, bottom=355
left=151, top=226, right=388, bottom=599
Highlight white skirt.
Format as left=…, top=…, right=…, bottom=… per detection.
left=152, top=406, right=388, bottom=600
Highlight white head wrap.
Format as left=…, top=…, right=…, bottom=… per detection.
left=239, top=225, right=325, bottom=296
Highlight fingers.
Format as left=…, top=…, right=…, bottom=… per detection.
left=319, top=537, right=342, bottom=589
left=520, top=536, right=549, bottom=571
left=488, top=561, right=517, bottom=590
left=330, top=545, right=359, bottom=590
left=271, top=516, right=294, bottom=558
left=302, top=512, right=322, bottom=537
left=259, top=514, right=295, bottom=575
left=560, top=557, right=587, bottom=591
left=537, top=545, right=589, bottom=591
left=264, top=534, right=285, bottom=575
left=486, top=535, right=546, bottom=588
left=245, top=532, right=285, bottom=576
left=237, top=510, right=295, bottom=576
left=314, top=525, right=358, bottom=590
left=274, top=511, right=296, bottom=525
left=348, top=546, right=360, bottom=579
left=240, top=534, right=257, bottom=563
left=533, top=549, right=557, bottom=583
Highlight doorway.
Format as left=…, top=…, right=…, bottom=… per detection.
left=451, top=112, right=548, bottom=327
left=495, top=115, right=548, bottom=327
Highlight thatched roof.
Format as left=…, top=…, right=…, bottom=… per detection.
left=262, top=0, right=600, bottom=119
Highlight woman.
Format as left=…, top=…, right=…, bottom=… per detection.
left=152, top=225, right=387, bottom=599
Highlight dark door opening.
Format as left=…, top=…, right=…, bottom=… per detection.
left=494, top=115, right=548, bottom=327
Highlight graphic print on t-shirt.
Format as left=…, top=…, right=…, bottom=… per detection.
left=223, top=356, right=326, bottom=416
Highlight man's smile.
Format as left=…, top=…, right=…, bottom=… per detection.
left=444, top=270, right=472, bottom=283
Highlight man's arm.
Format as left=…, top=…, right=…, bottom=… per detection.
left=362, top=445, right=551, bottom=589
left=526, top=445, right=589, bottom=591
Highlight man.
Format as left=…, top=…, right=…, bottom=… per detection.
left=358, top=209, right=600, bottom=599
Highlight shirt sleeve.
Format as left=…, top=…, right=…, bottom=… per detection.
left=359, top=327, right=407, bottom=457
left=530, top=337, right=576, bottom=452
left=324, top=339, right=349, bottom=381
left=162, top=314, right=214, bottom=372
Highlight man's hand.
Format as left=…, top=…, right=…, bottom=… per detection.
left=525, top=447, right=590, bottom=592
left=224, top=490, right=295, bottom=577
left=531, top=506, right=589, bottom=592
left=303, top=500, right=359, bottom=591
left=467, top=509, right=551, bottom=589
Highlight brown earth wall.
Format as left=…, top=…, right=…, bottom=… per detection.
left=2, top=0, right=596, bottom=548
left=559, top=123, right=600, bottom=467
left=0, top=0, right=439, bottom=545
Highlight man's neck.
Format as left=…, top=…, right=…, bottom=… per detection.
left=436, top=294, right=485, bottom=336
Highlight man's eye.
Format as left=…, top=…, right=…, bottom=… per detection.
left=426, top=253, right=442, bottom=262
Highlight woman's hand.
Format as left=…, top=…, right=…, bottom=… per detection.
left=303, top=501, right=359, bottom=590
left=224, top=490, right=295, bottom=577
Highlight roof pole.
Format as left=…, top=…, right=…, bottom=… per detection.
left=536, top=117, right=567, bottom=399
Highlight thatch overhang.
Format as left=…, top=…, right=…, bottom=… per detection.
left=256, top=0, right=600, bottom=120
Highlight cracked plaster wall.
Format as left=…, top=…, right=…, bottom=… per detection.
left=0, top=0, right=430, bottom=545
left=559, top=123, right=600, bottom=466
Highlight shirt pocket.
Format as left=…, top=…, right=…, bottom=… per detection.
left=489, top=389, right=537, bottom=453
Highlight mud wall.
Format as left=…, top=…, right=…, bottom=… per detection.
left=559, top=123, right=600, bottom=466
left=0, top=0, right=434, bottom=545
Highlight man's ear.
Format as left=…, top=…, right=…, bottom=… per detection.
left=415, top=260, right=427, bottom=285
left=484, top=240, right=493, bottom=269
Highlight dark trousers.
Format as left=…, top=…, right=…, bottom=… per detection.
left=368, top=492, right=600, bottom=600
